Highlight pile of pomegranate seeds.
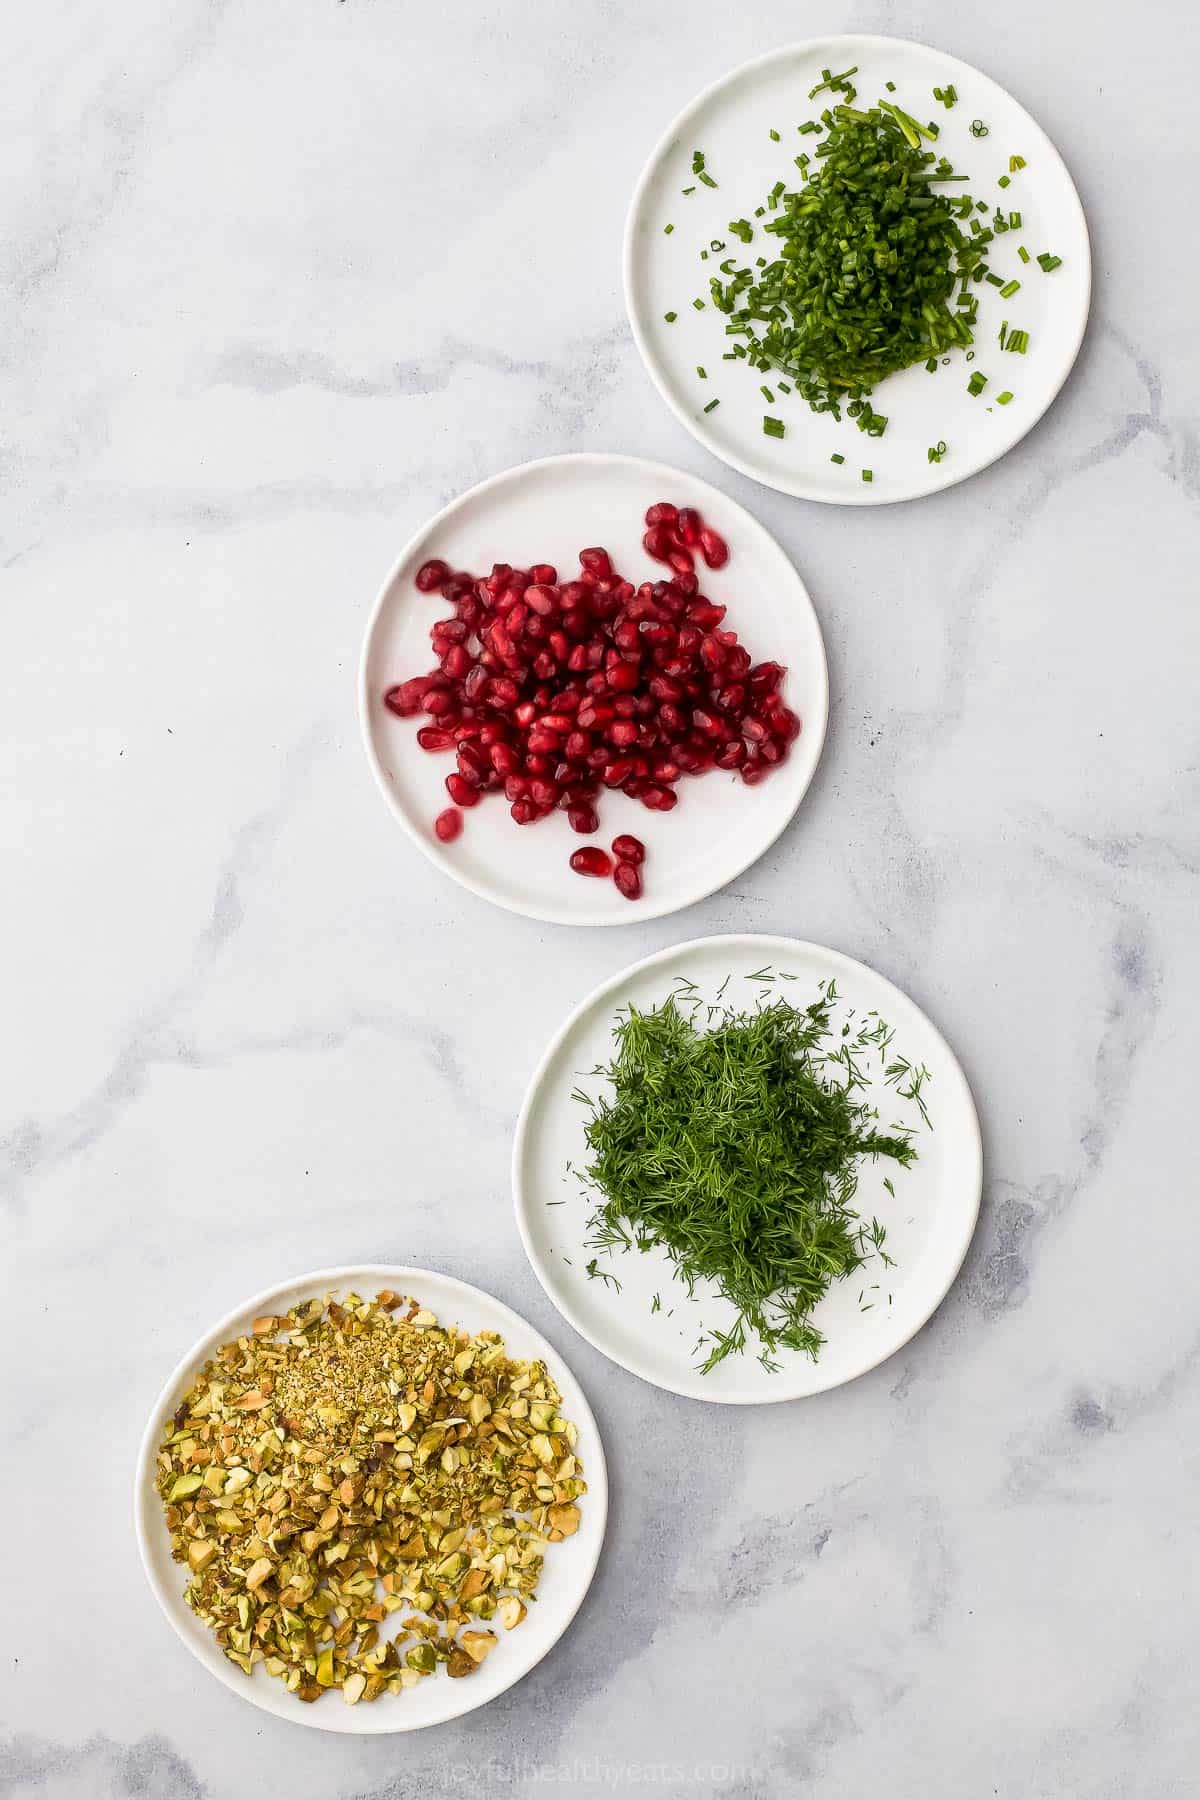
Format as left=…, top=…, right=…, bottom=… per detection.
left=384, top=501, right=800, bottom=901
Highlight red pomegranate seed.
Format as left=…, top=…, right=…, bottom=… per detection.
left=446, top=773, right=480, bottom=807
left=699, top=527, right=729, bottom=569
left=676, top=507, right=702, bottom=546
left=579, top=547, right=612, bottom=579
left=611, top=834, right=645, bottom=864
left=434, top=807, right=462, bottom=842
left=416, top=559, right=451, bottom=593
left=613, top=859, right=642, bottom=900
left=384, top=678, right=428, bottom=717
left=645, top=501, right=678, bottom=527
left=416, top=726, right=455, bottom=751
left=641, top=785, right=678, bottom=811
left=643, top=525, right=674, bottom=564
left=668, top=549, right=694, bottom=577
left=568, top=804, right=599, bottom=835
left=607, top=659, right=640, bottom=692
left=531, top=563, right=557, bottom=585
left=570, top=846, right=613, bottom=877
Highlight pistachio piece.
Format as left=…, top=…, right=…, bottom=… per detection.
left=460, top=1630, right=498, bottom=1664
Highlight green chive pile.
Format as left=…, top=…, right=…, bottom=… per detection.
left=577, top=983, right=928, bottom=1373
left=710, top=100, right=991, bottom=430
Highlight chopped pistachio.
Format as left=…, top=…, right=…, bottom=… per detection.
left=153, top=1292, right=585, bottom=1709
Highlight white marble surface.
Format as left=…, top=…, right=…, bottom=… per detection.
left=4, top=2, right=1198, bottom=1795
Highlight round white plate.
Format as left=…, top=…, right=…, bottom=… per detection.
left=134, top=1265, right=608, bottom=1733
left=625, top=37, right=1091, bottom=504
left=514, top=936, right=982, bottom=1403
left=359, top=454, right=827, bottom=924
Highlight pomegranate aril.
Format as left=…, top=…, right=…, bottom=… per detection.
left=424, top=688, right=456, bottom=718
left=607, top=658, right=640, bottom=692
left=384, top=677, right=429, bottom=717
left=645, top=501, right=678, bottom=527
left=416, top=726, right=455, bottom=751
left=568, top=804, right=599, bottom=835
left=699, top=527, right=729, bottom=569
left=579, top=547, right=612, bottom=579
left=434, top=807, right=462, bottom=842
left=741, top=759, right=768, bottom=785
left=525, top=584, right=558, bottom=616
left=613, top=859, right=642, bottom=900
left=668, top=549, right=694, bottom=577
left=608, top=720, right=639, bottom=748
left=415, top=559, right=451, bottom=593
left=530, top=563, right=557, bottom=585
left=611, top=834, right=645, bottom=864
left=643, top=525, right=674, bottom=564
left=441, top=645, right=472, bottom=679
left=641, top=785, right=678, bottom=811
left=570, top=846, right=613, bottom=877
left=716, top=739, right=746, bottom=769
left=446, top=773, right=480, bottom=807
left=676, top=506, right=703, bottom=546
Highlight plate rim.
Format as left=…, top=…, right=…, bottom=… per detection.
left=133, top=1262, right=609, bottom=1733
left=623, top=34, right=1093, bottom=506
left=357, top=450, right=829, bottom=926
left=512, top=933, right=983, bottom=1404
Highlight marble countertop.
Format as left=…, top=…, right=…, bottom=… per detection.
left=4, top=2, right=1197, bottom=1796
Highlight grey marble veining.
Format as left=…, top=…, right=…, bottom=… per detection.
left=3, top=1, right=1197, bottom=1795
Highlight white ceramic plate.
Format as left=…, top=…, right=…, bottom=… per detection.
left=625, top=37, right=1091, bottom=504
left=359, top=454, right=827, bottom=924
left=514, top=936, right=982, bottom=1403
left=134, top=1265, right=608, bottom=1733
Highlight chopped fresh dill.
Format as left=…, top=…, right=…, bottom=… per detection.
left=574, top=988, right=928, bottom=1372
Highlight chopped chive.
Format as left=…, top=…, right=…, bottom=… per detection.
left=967, top=370, right=988, bottom=395
left=663, top=223, right=674, bottom=235
left=698, top=171, right=717, bottom=188
left=1017, top=244, right=1031, bottom=263
left=861, top=468, right=873, bottom=482
left=1005, top=329, right=1029, bottom=353
left=933, top=84, right=957, bottom=108
left=769, top=128, right=781, bottom=142
left=762, top=415, right=785, bottom=438
left=777, top=380, right=791, bottom=393
left=664, top=311, right=677, bottom=323
left=970, top=118, right=989, bottom=137
left=925, top=356, right=939, bottom=372
left=703, top=397, right=720, bottom=413
left=1036, top=252, right=1062, bottom=272
left=799, top=119, right=821, bottom=135
left=927, top=439, right=948, bottom=463
left=696, top=366, right=707, bottom=379
left=692, top=298, right=705, bottom=310
left=985, top=271, right=1004, bottom=287
left=1008, top=210, right=1021, bottom=230
left=831, top=452, right=845, bottom=464
left=998, top=319, right=1008, bottom=349
left=1009, top=154, right=1026, bottom=172
left=760, top=384, right=774, bottom=401
left=729, top=218, right=753, bottom=242
left=996, top=390, right=1013, bottom=404
left=682, top=185, right=696, bottom=195
left=885, top=80, right=896, bottom=92
left=997, top=174, right=1011, bottom=189
left=808, top=64, right=859, bottom=101
left=999, top=278, right=1021, bottom=298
